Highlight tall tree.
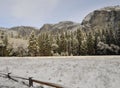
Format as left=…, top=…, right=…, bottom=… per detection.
left=80, top=39, right=87, bottom=55
left=65, top=31, right=73, bottom=55
left=28, top=31, right=39, bottom=56
left=118, top=24, right=120, bottom=47
left=117, top=23, right=120, bottom=54
left=94, top=32, right=99, bottom=54
left=76, top=28, right=83, bottom=55
left=0, top=32, right=8, bottom=56
left=87, top=32, right=95, bottom=55
left=71, top=33, right=79, bottom=55
left=38, top=33, right=52, bottom=56
left=59, top=32, right=67, bottom=54
left=109, top=29, right=116, bottom=44
left=105, top=30, right=111, bottom=45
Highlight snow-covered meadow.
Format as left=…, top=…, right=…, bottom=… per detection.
left=0, top=56, right=120, bottom=88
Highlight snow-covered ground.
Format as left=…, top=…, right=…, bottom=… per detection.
left=8, top=38, right=28, bottom=49
left=0, top=56, right=120, bottom=88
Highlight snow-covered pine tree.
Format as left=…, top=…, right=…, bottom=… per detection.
left=59, top=32, right=68, bottom=55
left=80, top=33, right=87, bottom=55
left=118, top=24, right=120, bottom=47
left=38, top=33, right=52, bottom=56
left=0, top=31, right=8, bottom=56
left=117, top=23, right=120, bottom=54
left=70, top=32, right=78, bottom=55
left=87, top=32, right=95, bottom=55
left=28, top=31, right=39, bottom=56
left=94, top=32, right=99, bottom=54
left=76, top=28, right=83, bottom=55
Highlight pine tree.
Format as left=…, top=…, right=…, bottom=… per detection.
left=28, top=31, right=39, bottom=56
left=65, top=31, right=73, bottom=55
left=51, top=43, right=59, bottom=55
left=94, top=32, right=99, bottom=54
left=80, top=39, right=87, bottom=55
left=118, top=24, right=120, bottom=47
left=87, top=32, right=95, bottom=55
left=0, top=32, right=8, bottom=56
left=38, top=33, right=52, bottom=56
left=101, top=29, right=106, bottom=43
left=3, top=34, right=8, bottom=46
left=76, top=28, right=83, bottom=55
left=56, top=34, right=61, bottom=54
left=105, top=30, right=111, bottom=45
left=71, top=33, right=79, bottom=55
left=59, top=32, right=67, bottom=54
left=109, top=29, right=116, bottom=44
left=117, top=23, right=120, bottom=54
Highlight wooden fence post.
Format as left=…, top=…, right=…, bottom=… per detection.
left=29, top=77, right=33, bottom=87
left=7, top=73, right=11, bottom=79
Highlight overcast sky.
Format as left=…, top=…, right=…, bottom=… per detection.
left=0, top=0, right=120, bottom=28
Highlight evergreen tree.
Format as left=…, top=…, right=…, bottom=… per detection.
left=59, top=32, right=68, bottom=54
left=80, top=39, right=87, bottom=55
left=94, top=32, right=99, bottom=54
left=118, top=24, right=120, bottom=47
left=105, top=30, right=111, bottom=45
left=109, top=29, right=116, bottom=44
left=65, top=31, right=73, bottom=55
left=101, top=29, right=106, bottom=43
left=28, top=31, right=39, bottom=56
left=0, top=32, right=8, bottom=56
left=87, top=32, right=95, bottom=55
left=71, top=33, right=79, bottom=55
left=38, top=33, right=52, bottom=56
left=56, top=34, right=61, bottom=54
left=76, top=28, right=83, bottom=55
left=51, top=43, right=59, bottom=55
left=117, top=23, right=120, bottom=54
left=97, top=42, right=120, bottom=55
left=4, top=34, right=8, bottom=46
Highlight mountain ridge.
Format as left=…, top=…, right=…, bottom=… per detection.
left=39, top=21, right=81, bottom=33
left=1, top=5, right=120, bottom=36
left=82, top=5, right=120, bottom=31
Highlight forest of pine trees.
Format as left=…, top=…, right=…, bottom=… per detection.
left=0, top=27, right=120, bottom=56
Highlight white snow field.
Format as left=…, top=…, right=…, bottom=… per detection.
left=0, top=56, right=120, bottom=88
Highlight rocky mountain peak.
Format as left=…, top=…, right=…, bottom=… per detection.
left=82, top=5, right=120, bottom=31
left=39, top=21, right=81, bottom=33
left=100, top=5, right=120, bottom=11
left=8, top=26, right=38, bottom=38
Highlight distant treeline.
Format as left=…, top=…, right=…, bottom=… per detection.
left=0, top=27, right=120, bottom=56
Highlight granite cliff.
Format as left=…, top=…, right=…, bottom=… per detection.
left=82, top=5, right=120, bottom=31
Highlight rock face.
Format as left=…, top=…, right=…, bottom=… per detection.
left=39, top=24, right=54, bottom=33
left=82, top=5, right=120, bottom=31
left=1, top=6, right=120, bottom=36
left=9, top=26, right=38, bottom=37
left=39, top=21, right=81, bottom=33
left=40, top=6, right=120, bottom=33
left=0, top=27, right=8, bottom=30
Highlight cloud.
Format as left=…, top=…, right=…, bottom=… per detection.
left=1, top=0, right=59, bottom=22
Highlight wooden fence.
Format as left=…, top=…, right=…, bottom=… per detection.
left=0, top=72, right=65, bottom=88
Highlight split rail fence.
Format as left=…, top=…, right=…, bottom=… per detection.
left=0, top=72, right=65, bottom=88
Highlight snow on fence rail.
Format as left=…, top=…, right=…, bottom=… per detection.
left=0, top=72, right=65, bottom=88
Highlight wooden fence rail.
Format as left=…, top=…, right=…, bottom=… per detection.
left=0, top=72, right=65, bottom=88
